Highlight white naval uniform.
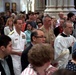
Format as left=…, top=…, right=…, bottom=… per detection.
left=54, top=34, right=76, bottom=69
left=8, top=28, right=27, bottom=75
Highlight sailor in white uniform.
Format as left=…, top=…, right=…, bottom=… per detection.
left=8, top=17, right=27, bottom=75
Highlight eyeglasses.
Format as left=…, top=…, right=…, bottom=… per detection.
left=35, top=36, right=46, bottom=38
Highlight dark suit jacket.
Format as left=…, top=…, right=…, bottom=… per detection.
left=21, top=43, right=33, bottom=71
left=0, top=55, right=15, bottom=75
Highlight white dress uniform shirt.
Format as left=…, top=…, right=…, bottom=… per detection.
left=8, top=28, right=27, bottom=75
left=54, top=33, right=76, bottom=69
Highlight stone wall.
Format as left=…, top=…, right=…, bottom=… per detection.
left=0, top=0, right=20, bottom=12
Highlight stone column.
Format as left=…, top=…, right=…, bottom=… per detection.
left=31, top=0, right=35, bottom=12
left=20, top=0, right=27, bottom=13
left=44, top=0, right=76, bottom=18
left=44, top=0, right=57, bottom=17
left=68, top=0, right=75, bottom=11
left=45, top=0, right=56, bottom=10
left=57, top=0, right=63, bottom=11
left=49, top=0, right=56, bottom=7
left=38, top=0, right=42, bottom=7
left=46, top=0, right=48, bottom=6
left=63, top=0, right=68, bottom=11
left=35, top=0, right=46, bottom=12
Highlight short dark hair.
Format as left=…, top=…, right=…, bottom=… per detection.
left=28, top=11, right=34, bottom=16
left=31, top=29, right=43, bottom=42
left=13, top=16, right=22, bottom=24
left=37, top=21, right=43, bottom=25
left=42, top=15, right=51, bottom=22
left=67, top=12, right=75, bottom=20
left=0, top=35, right=11, bottom=48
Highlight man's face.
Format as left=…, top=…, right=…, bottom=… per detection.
left=34, top=30, right=46, bottom=44
left=59, top=12, right=64, bottom=19
left=45, top=17, right=51, bottom=26
left=64, top=23, right=73, bottom=35
left=16, top=20, right=22, bottom=30
left=29, top=14, right=34, bottom=20
left=60, top=20, right=64, bottom=26
left=4, top=41, right=12, bottom=56
left=71, top=15, right=75, bottom=22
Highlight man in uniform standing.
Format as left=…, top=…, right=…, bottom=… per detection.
left=8, top=16, right=27, bottom=75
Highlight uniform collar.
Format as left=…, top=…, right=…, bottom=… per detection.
left=14, top=27, right=22, bottom=36
left=61, top=32, right=70, bottom=37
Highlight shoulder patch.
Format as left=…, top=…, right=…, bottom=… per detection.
left=9, top=30, right=14, bottom=35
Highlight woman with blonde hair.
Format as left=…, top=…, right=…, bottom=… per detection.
left=4, top=17, right=14, bottom=35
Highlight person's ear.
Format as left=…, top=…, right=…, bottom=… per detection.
left=1, top=46, right=5, bottom=51
left=32, top=36, right=36, bottom=42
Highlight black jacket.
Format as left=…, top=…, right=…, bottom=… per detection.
left=0, top=55, right=15, bottom=75
left=21, top=43, right=33, bottom=71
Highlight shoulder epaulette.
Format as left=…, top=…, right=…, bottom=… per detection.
left=9, top=30, right=14, bottom=35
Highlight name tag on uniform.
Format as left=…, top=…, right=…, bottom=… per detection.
left=22, top=35, right=25, bottom=39
left=15, top=38, right=18, bottom=40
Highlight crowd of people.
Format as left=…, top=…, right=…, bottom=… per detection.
left=0, top=10, right=76, bottom=75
